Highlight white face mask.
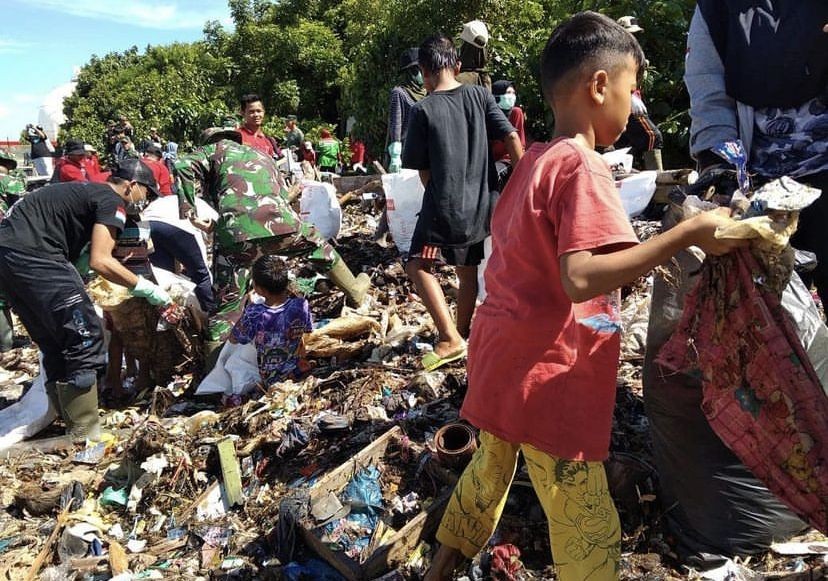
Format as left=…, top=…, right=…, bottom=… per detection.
left=498, top=93, right=516, bottom=111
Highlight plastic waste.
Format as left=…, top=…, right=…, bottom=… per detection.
left=300, top=181, right=342, bottom=240
left=381, top=169, right=425, bottom=254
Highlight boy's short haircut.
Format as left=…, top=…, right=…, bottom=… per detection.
left=418, top=34, right=459, bottom=76
left=240, top=93, right=263, bottom=111
left=540, top=11, right=645, bottom=102
left=252, top=255, right=289, bottom=295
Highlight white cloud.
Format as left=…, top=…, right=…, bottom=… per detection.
left=20, top=0, right=231, bottom=30
left=0, top=38, right=33, bottom=54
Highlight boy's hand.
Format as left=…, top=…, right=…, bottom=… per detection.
left=688, top=207, right=749, bottom=256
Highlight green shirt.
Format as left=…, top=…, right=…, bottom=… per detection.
left=316, top=138, right=340, bottom=168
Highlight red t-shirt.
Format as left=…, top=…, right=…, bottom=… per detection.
left=461, top=138, right=638, bottom=461
left=491, top=106, right=526, bottom=162
left=350, top=140, right=365, bottom=164
left=239, top=126, right=275, bottom=157
left=143, top=157, right=173, bottom=195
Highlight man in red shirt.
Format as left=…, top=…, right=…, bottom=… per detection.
left=59, top=140, right=109, bottom=183
left=238, top=93, right=276, bottom=158
left=142, top=144, right=173, bottom=195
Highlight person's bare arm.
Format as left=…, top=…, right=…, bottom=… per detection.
left=560, top=208, right=746, bottom=303
left=504, top=131, right=524, bottom=163
left=88, top=224, right=139, bottom=289
left=418, top=169, right=431, bottom=189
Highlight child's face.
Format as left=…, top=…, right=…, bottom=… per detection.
left=595, top=56, right=638, bottom=147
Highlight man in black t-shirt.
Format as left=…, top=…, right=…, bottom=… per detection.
left=402, top=34, right=523, bottom=372
left=0, top=158, right=171, bottom=441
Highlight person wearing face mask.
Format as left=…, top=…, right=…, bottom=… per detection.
left=490, top=80, right=527, bottom=191
left=0, top=158, right=170, bottom=441
left=386, top=48, right=427, bottom=173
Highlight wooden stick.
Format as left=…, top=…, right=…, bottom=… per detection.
left=25, top=503, right=71, bottom=581
left=337, top=179, right=383, bottom=206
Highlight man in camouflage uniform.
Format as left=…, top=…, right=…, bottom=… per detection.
left=0, top=151, right=25, bottom=220
left=174, top=128, right=370, bottom=347
left=0, top=152, right=26, bottom=351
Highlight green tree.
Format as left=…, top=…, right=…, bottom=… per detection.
left=62, top=42, right=234, bottom=154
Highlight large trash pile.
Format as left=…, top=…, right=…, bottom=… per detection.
left=0, top=199, right=826, bottom=581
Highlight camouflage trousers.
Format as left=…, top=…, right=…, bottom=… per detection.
left=207, top=226, right=338, bottom=342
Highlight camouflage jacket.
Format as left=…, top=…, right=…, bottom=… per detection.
left=0, top=171, right=26, bottom=220
left=173, top=140, right=295, bottom=252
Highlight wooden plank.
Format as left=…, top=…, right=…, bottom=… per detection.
left=362, top=492, right=451, bottom=580
left=308, top=426, right=401, bottom=503
left=217, top=437, right=244, bottom=507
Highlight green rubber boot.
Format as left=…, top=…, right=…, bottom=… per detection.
left=45, top=381, right=60, bottom=413
left=56, top=381, right=101, bottom=442
left=327, top=258, right=370, bottom=307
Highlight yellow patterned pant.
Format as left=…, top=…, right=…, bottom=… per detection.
left=436, top=431, right=621, bottom=581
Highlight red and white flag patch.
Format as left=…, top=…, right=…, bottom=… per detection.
left=114, top=206, right=126, bottom=224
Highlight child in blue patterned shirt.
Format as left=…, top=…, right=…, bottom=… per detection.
left=229, top=255, right=313, bottom=387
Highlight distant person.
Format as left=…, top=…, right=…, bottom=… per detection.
left=0, top=151, right=26, bottom=351
left=387, top=48, right=427, bottom=173
left=490, top=80, right=527, bottom=189
left=316, top=129, right=341, bottom=173
left=25, top=124, right=54, bottom=177
left=57, top=139, right=93, bottom=183
left=238, top=93, right=277, bottom=158
left=84, top=144, right=104, bottom=177
left=301, top=140, right=317, bottom=165
left=613, top=16, right=664, bottom=171
left=350, top=135, right=367, bottom=173
left=229, top=255, right=313, bottom=387
left=456, top=20, right=492, bottom=91
left=284, top=115, right=304, bottom=152
left=402, top=34, right=522, bottom=372
left=142, top=144, right=173, bottom=195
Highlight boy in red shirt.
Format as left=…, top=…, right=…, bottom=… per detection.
left=425, top=12, right=745, bottom=581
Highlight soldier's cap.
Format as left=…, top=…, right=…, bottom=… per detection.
left=64, top=139, right=86, bottom=156
left=0, top=151, right=17, bottom=171
left=112, top=158, right=160, bottom=200
left=399, top=48, right=419, bottom=71
left=200, top=127, right=242, bottom=146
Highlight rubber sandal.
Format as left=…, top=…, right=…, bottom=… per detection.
left=421, top=347, right=467, bottom=372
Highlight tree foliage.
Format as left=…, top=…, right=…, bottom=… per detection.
left=62, top=0, right=697, bottom=165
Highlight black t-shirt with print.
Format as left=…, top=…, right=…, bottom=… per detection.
left=0, top=181, right=126, bottom=262
left=402, top=83, right=515, bottom=247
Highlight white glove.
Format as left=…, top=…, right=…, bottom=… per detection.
left=130, top=275, right=172, bottom=306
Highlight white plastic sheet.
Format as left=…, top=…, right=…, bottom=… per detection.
left=618, top=171, right=658, bottom=217
left=0, top=367, right=56, bottom=451
left=195, top=342, right=259, bottom=396
left=381, top=170, right=425, bottom=254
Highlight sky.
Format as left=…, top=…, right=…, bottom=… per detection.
left=0, top=0, right=233, bottom=142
